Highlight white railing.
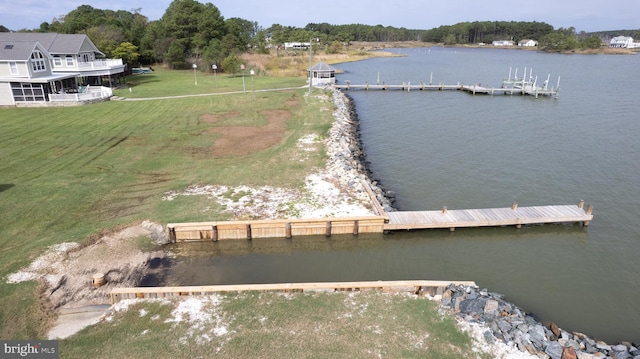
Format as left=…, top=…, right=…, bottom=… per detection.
left=49, top=86, right=113, bottom=102
left=77, top=59, right=124, bottom=70
left=52, top=59, right=125, bottom=71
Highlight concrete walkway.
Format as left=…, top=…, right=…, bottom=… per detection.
left=48, top=304, right=111, bottom=339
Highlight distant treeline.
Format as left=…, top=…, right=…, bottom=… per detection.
left=2, top=1, right=638, bottom=69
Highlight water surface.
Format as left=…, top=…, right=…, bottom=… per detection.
left=159, top=47, right=640, bottom=343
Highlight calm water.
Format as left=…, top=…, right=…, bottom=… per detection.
left=159, top=48, right=640, bottom=343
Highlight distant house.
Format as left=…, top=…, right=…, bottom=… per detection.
left=284, top=42, right=310, bottom=50
left=518, top=39, right=538, bottom=47
left=609, top=36, right=640, bottom=49
left=0, top=33, right=126, bottom=107
left=308, top=61, right=337, bottom=86
left=492, top=40, right=515, bottom=46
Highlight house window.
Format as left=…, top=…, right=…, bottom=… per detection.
left=53, top=56, right=62, bottom=67
left=66, top=56, right=74, bottom=66
left=11, top=82, right=47, bottom=102
left=9, top=62, right=18, bottom=75
left=30, top=51, right=46, bottom=72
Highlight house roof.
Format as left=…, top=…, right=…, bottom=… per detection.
left=610, top=36, right=633, bottom=42
left=0, top=33, right=104, bottom=57
left=0, top=41, right=42, bottom=61
left=308, top=61, right=337, bottom=72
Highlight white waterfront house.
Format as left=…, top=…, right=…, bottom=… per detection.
left=492, top=40, right=515, bottom=46
left=308, top=61, right=337, bottom=86
left=0, top=33, right=126, bottom=106
left=609, top=36, right=640, bottom=49
left=518, top=39, right=538, bottom=47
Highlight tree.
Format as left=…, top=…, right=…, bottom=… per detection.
left=202, top=38, right=225, bottom=70
left=165, top=40, right=187, bottom=68
left=254, top=30, right=270, bottom=54
left=226, top=18, right=257, bottom=51
left=112, top=42, right=140, bottom=65
left=160, top=0, right=226, bottom=66
left=221, top=54, right=242, bottom=76
left=84, top=26, right=126, bottom=58
left=139, top=21, right=166, bottom=64
left=539, top=28, right=579, bottom=52
left=582, top=36, right=602, bottom=49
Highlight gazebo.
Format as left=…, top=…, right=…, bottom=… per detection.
left=308, top=61, right=337, bottom=86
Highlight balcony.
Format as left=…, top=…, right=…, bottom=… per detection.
left=53, top=59, right=126, bottom=76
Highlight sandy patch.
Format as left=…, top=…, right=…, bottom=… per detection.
left=8, top=221, right=166, bottom=309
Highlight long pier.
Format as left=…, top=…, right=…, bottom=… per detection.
left=333, top=82, right=558, bottom=98
left=384, top=202, right=593, bottom=232
left=167, top=201, right=593, bottom=241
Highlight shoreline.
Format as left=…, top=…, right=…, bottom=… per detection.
left=327, top=85, right=639, bottom=357
left=8, top=84, right=636, bottom=352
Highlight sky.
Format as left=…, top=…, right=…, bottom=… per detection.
left=1, top=0, right=638, bottom=33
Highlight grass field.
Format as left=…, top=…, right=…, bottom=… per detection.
left=61, top=291, right=475, bottom=359
left=0, top=71, right=325, bottom=338
left=0, top=65, right=485, bottom=358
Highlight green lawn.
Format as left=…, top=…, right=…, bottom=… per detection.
left=0, top=72, right=325, bottom=339
left=114, top=68, right=305, bottom=98
left=61, top=291, right=475, bottom=359
left=0, top=69, right=482, bottom=358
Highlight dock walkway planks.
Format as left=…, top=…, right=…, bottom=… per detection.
left=383, top=204, right=593, bottom=231
left=332, top=83, right=558, bottom=98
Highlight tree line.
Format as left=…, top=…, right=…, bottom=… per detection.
left=3, top=0, right=637, bottom=72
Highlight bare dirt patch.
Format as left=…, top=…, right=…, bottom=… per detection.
left=8, top=221, right=166, bottom=310
left=205, top=109, right=291, bottom=157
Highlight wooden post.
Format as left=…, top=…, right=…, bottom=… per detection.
left=449, top=227, right=455, bottom=232
left=246, top=224, right=252, bottom=240
left=442, top=206, right=447, bottom=214
left=353, top=220, right=359, bottom=235
left=285, top=222, right=292, bottom=239
left=325, top=221, right=332, bottom=237
left=584, top=205, right=593, bottom=227
left=168, top=226, right=176, bottom=243
left=92, top=273, right=106, bottom=287
left=212, top=225, right=218, bottom=242
left=511, top=202, right=518, bottom=210
left=578, top=200, right=584, bottom=209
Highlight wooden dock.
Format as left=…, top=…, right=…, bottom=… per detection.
left=110, top=280, right=477, bottom=304
left=334, top=82, right=461, bottom=92
left=332, top=82, right=558, bottom=98
left=167, top=216, right=386, bottom=242
left=384, top=202, right=593, bottom=232
left=167, top=201, right=592, bottom=241
left=459, top=84, right=558, bottom=98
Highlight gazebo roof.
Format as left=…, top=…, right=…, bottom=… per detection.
left=308, top=61, right=337, bottom=72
